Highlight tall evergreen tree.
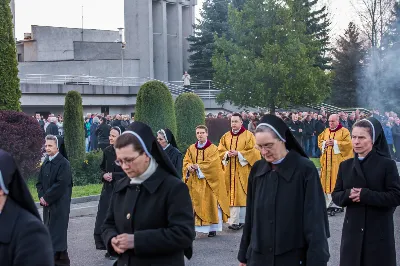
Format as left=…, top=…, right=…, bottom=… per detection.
left=212, top=0, right=331, bottom=113
left=0, top=0, right=21, bottom=111
left=293, top=0, right=332, bottom=70
left=331, top=22, right=365, bottom=107
left=187, top=0, right=230, bottom=81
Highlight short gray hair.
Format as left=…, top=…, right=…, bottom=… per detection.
left=93, top=117, right=100, bottom=123
left=45, top=135, right=59, bottom=148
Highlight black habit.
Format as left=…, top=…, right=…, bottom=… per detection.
left=0, top=149, right=53, bottom=265
left=332, top=151, right=400, bottom=266
left=36, top=153, right=73, bottom=253
left=94, top=145, right=125, bottom=248
left=101, top=122, right=194, bottom=266
left=238, top=115, right=329, bottom=266
left=164, top=144, right=183, bottom=178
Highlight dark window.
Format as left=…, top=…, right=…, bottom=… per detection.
left=101, top=106, right=109, bottom=115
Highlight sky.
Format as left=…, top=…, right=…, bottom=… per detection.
left=14, top=0, right=356, bottom=41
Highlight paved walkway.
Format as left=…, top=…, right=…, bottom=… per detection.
left=64, top=202, right=400, bottom=266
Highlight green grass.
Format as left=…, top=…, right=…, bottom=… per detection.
left=311, top=158, right=321, bottom=168
left=27, top=179, right=102, bottom=202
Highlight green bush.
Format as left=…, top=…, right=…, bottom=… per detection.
left=135, top=81, right=177, bottom=134
left=0, top=0, right=21, bottom=111
left=72, top=150, right=103, bottom=186
left=64, top=91, right=85, bottom=165
left=175, top=93, right=205, bottom=152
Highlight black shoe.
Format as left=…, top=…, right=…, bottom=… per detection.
left=238, top=223, right=245, bottom=229
left=327, top=207, right=336, bottom=217
left=208, top=231, right=216, bottom=237
left=96, top=243, right=106, bottom=250
left=55, top=251, right=70, bottom=266
left=228, top=224, right=241, bottom=230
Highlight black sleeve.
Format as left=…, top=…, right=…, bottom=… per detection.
left=134, top=181, right=195, bottom=256
left=43, top=162, right=72, bottom=205
left=100, top=150, right=106, bottom=182
left=303, top=165, right=330, bottom=266
left=14, top=219, right=54, bottom=266
left=101, top=189, right=119, bottom=257
left=360, top=160, right=400, bottom=207
left=36, top=168, right=44, bottom=199
left=238, top=164, right=256, bottom=263
left=174, top=152, right=183, bottom=179
left=332, top=163, right=353, bottom=207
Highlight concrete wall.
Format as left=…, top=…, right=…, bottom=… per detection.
left=73, top=42, right=123, bottom=61
left=28, top=26, right=120, bottom=61
left=22, top=106, right=134, bottom=116
left=18, top=59, right=140, bottom=77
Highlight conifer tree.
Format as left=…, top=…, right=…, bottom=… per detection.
left=331, top=22, right=365, bottom=107
left=0, top=0, right=21, bottom=111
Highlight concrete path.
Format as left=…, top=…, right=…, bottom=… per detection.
left=62, top=201, right=400, bottom=266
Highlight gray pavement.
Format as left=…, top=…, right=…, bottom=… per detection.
left=64, top=202, right=400, bottom=266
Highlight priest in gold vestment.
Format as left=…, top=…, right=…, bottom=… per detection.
left=218, top=113, right=261, bottom=230
left=318, top=114, right=353, bottom=214
left=183, top=125, right=230, bottom=237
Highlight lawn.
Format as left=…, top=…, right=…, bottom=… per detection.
left=311, top=158, right=321, bottom=168
left=27, top=178, right=102, bottom=202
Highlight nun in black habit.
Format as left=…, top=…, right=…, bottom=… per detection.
left=238, top=115, right=330, bottom=266
left=332, top=117, right=400, bottom=266
left=94, top=126, right=125, bottom=253
left=0, top=149, right=54, bottom=265
left=101, top=122, right=195, bottom=266
left=157, top=128, right=183, bottom=177
left=36, top=134, right=73, bottom=266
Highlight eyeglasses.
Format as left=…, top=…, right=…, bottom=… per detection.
left=256, top=143, right=276, bottom=152
left=115, top=153, right=143, bottom=166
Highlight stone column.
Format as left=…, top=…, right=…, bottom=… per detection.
left=152, top=1, right=168, bottom=81
left=182, top=2, right=195, bottom=74
left=167, top=2, right=183, bottom=81
left=124, top=0, right=154, bottom=78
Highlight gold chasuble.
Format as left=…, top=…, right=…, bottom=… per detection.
left=218, top=127, right=261, bottom=206
left=318, top=125, right=353, bottom=194
left=183, top=140, right=230, bottom=226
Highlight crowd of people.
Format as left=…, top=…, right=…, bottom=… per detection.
left=2, top=109, right=400, bottom=266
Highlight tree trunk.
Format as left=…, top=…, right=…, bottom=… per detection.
left=269, top=100, right=276, bottom=115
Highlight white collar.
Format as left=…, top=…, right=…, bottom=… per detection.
left=197, top=140, right=208, bottom=148
left=130, top=158, right=158, bottom=184
left=49, top=152, right=59, bottom=161
left=163, top=144, right=171, bottom=150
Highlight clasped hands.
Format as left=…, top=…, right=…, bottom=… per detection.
left=349, top=188, right=362, bottom=202
left=227, top=150, right=238, bottom=157
left=325, top=139, right=335, bottom=146
left=111, top=233, right=134, bottom=254
left=39, top=197, right=48, bottom=207
left=103, top=172, right=112, bottom=182
left=187, top=164, right=199, bottom=173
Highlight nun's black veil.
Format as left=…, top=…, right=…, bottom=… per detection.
left=164, top=128, right=178, bottom=149
left=259, top=115, right=308, bottom=158
left=128, top=122, right=179, bottom=178
left=0, top=149, right=41, bottom=220
left=364, top=117, right=391, bottom=158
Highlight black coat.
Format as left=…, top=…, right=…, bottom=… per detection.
left=238, top=150, right=330, bottom=266
left=102, top=167, right=195, bottom=266
left=315, top=120, right=327, bottom=137
left=36, top=153, right=73, bottom=252
left=0, top=198, right=54, bottom=266
left=96, top=123, right=111, bottom=145
left=90, top=122, right=99, bottom=150
left=302, top=120, right=315, bottom=137
left=94, top=145, right=125, bottom=241
left=332, top=151, right=400, bottom=266
left=46, top=122, right=59, bottom=136
left=164, top=145, right=183, bottom=178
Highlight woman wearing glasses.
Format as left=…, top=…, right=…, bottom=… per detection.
left=94, top=126, right=125, bottom=255
left=101, top=122, right=195, bottom=266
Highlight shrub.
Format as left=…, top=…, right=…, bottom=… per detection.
left=175, top=93, right=205, bottom=152
left=0, top=111, right=43, bottom=177
left=72, top=150, right=103, bottom=186
left=135, top=81, right=177, bottom=134
left=206, top=118, right=231, bottom=144
left=0, top=0, right=21, bottom=111
left=64, top=91, right=85, bottom=165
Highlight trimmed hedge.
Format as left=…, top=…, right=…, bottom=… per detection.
left=0, top=0, right=21, bottom=111
left=206, top=118, right=231, bottom=144
left=64, top=91, right=85, bottom=165
left=175, top=93, right=205, bottom=152
left=0, top=111, right=43, bottom=177
left=72, top=150, right=103, bottom=186
left=135, top=81, right=177, bottom=134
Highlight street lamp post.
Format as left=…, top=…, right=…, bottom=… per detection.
left=118, top=28, right=125, bottom=86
